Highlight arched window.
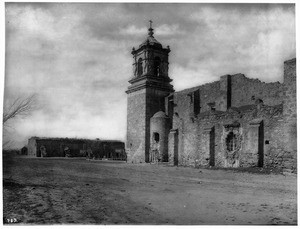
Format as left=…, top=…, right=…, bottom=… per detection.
left=153, top=132, right=160, bottom=142
left=226, top=132, right=237, bottom=151
left=137, top=58, right=143, bottom=76
left=154, top=56, right=161, bottom=76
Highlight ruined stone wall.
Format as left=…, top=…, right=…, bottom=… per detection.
left=171, top=80, right=225, bottom=166
left=231, top=74, right=283, bottom=107
left=280, top=58, right=297, bottom=172
left=263, top=117, right=296, bottom=172
left=171, top=102, right=294, bottom=171
left=283, top=58, right=296, bottom=119
left=198, top=81, right=222, bottom=112
left=168, top=129, right=178, bottom=165
left=173, top=73, right=283, bottom=120
left=169, top=61, right=296, bottom=171
left=173, top=81, right=221, bottom=116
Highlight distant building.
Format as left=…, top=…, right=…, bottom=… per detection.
left=27, top=137, right=126, bottom=160
left=20, top=146, right=28, bottom=155
left=126, top=23, right=296, bottom=173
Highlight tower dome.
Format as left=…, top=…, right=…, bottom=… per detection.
left=139, top=20, right=162, bottom=49
left=152, top=111, right=168, bottom=118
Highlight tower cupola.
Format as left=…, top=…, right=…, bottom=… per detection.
left=138, top=20, right=163, bottom=49
left=130, top=20, right=172, bottom=81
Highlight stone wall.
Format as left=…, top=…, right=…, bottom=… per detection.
left=126, top=89, right=147, bottom=163
left=172, top=73, right=283, bottom=119
left=281, top=58, right=297, bottom=172
left=150, top=111, right=171, bottom=162
left=168, top=129, right=178, bottom=165
left=127, top=51, right=296, bottom=172
left=173, top=81, right=222, bottom=116
left=171, top=102, right=292, bottom=169
left=126, top=87, right=171, bottom=163
left=168, top=59, right=296, bottom=172
left=146, top=88, right=171, bottom=162
left=231, top=74, right=283, bottom=107
left=283, top=58, right=296, bottom=120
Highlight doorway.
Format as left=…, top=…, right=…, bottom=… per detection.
left=258, top=121, right=264, bottom=167
left=209, top=127, right=215, bottom=166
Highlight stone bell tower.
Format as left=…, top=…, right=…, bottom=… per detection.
left=126, top=21, right=174, bottom=163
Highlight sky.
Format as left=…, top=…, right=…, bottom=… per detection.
left=3, top=3, right=296, bottom=148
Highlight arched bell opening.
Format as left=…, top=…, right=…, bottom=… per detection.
left=154, top=56, right=161, bottom=76
left=137, top=58, right=143, bottom=76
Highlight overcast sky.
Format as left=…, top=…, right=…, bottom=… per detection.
left=4, top=3, right=296, bottom=148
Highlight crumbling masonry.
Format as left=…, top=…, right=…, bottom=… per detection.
left=126, top=24, right=296, bottom=173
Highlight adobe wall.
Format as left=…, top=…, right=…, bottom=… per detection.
left=35, top=139, right=86, bottom=157
left=89, top=141, right=125, bottom=159
left=28, top=138, right=37, bottom=157
left=27, top=138, right=125, bottom=158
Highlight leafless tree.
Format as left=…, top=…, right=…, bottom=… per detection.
left=3, top=94, right=37, bottom=125
left=2, top=94, right=38, bottom=150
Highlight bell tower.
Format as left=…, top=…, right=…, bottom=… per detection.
left=126, top=21, right=174, bottom=163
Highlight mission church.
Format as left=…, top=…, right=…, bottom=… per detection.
left=126, top=22, right=296, bottom=172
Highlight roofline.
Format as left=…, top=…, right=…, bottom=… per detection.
left=284, top=58, right=296, bottom=64
left=29, top=137, right=124, bottom=143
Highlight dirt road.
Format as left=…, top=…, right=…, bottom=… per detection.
left=3, top=155, right=297, bottom=225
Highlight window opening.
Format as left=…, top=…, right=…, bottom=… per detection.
left=153, top=132, right=160, bottom=142
left=226, top=132, right=237, bottom=151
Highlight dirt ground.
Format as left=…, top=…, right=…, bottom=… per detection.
left=2, top=154, right=297, bottom=225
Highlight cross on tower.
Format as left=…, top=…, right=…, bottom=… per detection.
left=149, top=20, right=153, bottom=29
left=148, top=20, right=154, bottom=37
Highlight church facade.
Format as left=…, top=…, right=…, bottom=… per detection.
left=126, top=24, right=296, bottom=173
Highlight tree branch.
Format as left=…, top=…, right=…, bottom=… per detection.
left=3, top=94, right=37, bottom=124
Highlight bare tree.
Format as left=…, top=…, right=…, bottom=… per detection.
left=2, top=94, right=38, bottom=150
left=3, top=94, right=37, bottom=125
